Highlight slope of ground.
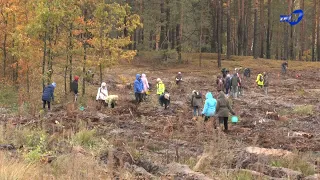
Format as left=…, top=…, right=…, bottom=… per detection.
left=0, top=54, right=320, bottom=179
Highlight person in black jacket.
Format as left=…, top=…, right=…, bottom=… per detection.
left=281, top=61, right=288, bottom=74
left=71, top=76, right=79, bottom=102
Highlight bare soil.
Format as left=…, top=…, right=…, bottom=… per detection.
left=1, top=62, right=320, bottom=179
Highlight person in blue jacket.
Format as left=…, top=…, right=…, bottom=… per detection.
left=202, top=92, right=217, bottom=122
left=42, top=82, right=56, bottom=110
left=134, top=74, right=144, bottom=104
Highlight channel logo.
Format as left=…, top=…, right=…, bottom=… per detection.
left=280, top=9, right=304, bottom=26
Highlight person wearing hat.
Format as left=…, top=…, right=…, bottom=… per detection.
left=175, top=72, right=183, bottom=85
left=134, top=74, right=144, bottom=104
left=42, top=82, right=56, bottom=111
left=191, top=90, right=203, bottom=120
left=71, top=76, right=79, bottom=102
left=221, top=68, right=227, bottom=78
left=159, top=89, right=171, bottom=109
left=201, top=92, right=217, bottom=123
left=141, top=74, right=150, bottom=100
left=96, top=82, right=108, bottom=107
left=256, top=72, right=264, bottom=88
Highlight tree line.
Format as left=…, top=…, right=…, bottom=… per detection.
left=0, top=0, right=141, bottom=96
left=0, top=0, right=319, bottom=96
left=126, top=0, right=320, bottom=66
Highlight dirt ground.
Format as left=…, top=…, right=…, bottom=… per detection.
left=1, top=57, right=320, bottom=179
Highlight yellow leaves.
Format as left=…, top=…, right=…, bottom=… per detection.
left=120, top=50, right=137, bottom=62
left=72, top=29, right=83, bottom=36
left=75, top=16, right=85, bottom=25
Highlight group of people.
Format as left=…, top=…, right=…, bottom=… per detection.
left=41, top=75, right=118, bottom=111
left=133, top=73, right=173, bottom=109
left=191, top=90, right=235, bottom=131
left=41, top=61, right=287, bottom=133
left=218, top=68, right=243, bottom=99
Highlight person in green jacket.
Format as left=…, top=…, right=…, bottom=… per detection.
left=230, top=73, right=240, bottom=98
left=216, top=91, right=235, bottom=131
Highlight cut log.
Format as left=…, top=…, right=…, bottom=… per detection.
left=305, top=174, right=320, bottom=180
left=245, top=147, right=292, bottom=157
left=165, top=163, right=214, bottom=180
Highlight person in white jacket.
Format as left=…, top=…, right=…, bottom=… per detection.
left=96, top=82, right=108, bottom=107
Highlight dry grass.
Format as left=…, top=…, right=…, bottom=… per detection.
left=0, top=151, right=114, bottom=180
left=270, top=153, right=316, bottom=176
left=292, top=105, right=314, bottom=116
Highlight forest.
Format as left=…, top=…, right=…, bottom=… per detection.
left=0, top=0, right=320, bottom=93
left=0, top=0, right=320, bottom=179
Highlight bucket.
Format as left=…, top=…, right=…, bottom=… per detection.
left=231, top=116, right=238, bottom=123
left=79, top=106, right=85, bottom=111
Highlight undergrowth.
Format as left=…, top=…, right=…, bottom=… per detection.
left=270, top=153, right=316, bottom=176
left=292, top=105, right=314, bottom=116
left=0, top=86, right=18, bottom=112
left=72, top=129, right=97, bottom=148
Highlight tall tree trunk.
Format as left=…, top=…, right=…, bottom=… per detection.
left=176, top=24, right=181, bottom=62
left=299, top=0, right=305, bottom=60
left=199, top=2, right=203, bottom=67
left=266, top=0, right=271, bottom=59
left=64, top=61, right=67, bottom=95
left=312, top=0, right=316, bottom=61
left=220, top=0, right=224, bottom=54
left=232, top=0, right=237, bottom=55
left=2, top=12, right=8, bottom=78
left=237, top=0, right=241, bottom=55
left=210, top=0, right=217, bottom=53
left=139, top=0, right=144, bottom=45
left=165, top=0, right=170, bottom=50
left=283, top=11, right=288, bottom=60
left=69, top=23, right=73, bottom=92
left=149, top=30, right=153, bottom=49
left=171, top=27, right=175, bottom=49
left=160, top=0, right=165, bottom=49
left=226, top=0, right=231, bottom=59
left=237, top=0, right=244, bottom=56
left=42, top=31, right=47, bottom=90
left=27, top=64, right=30, bottom=95
left=133, top=30, right=137, bottom=50
left=253, top=0, right=259, bottom=59
left=217, top=0, right=222, bottom=68
left=82, top=44, right=87, bottom=95
left=176, top=0, right=182, bottom=63
left=259, top=0, right=264, bottom=58
left=244, top=0, right=251, bottom=56
left=275, top=29, right=279, bottom=59
left=99, top=28, right=103, bottom=84
left=289, top=0, right=294, bottom=60
left=317, top=0, right=320, bottom=61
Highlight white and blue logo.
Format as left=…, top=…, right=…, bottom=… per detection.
left=280, top=9, right=304, bottom=26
